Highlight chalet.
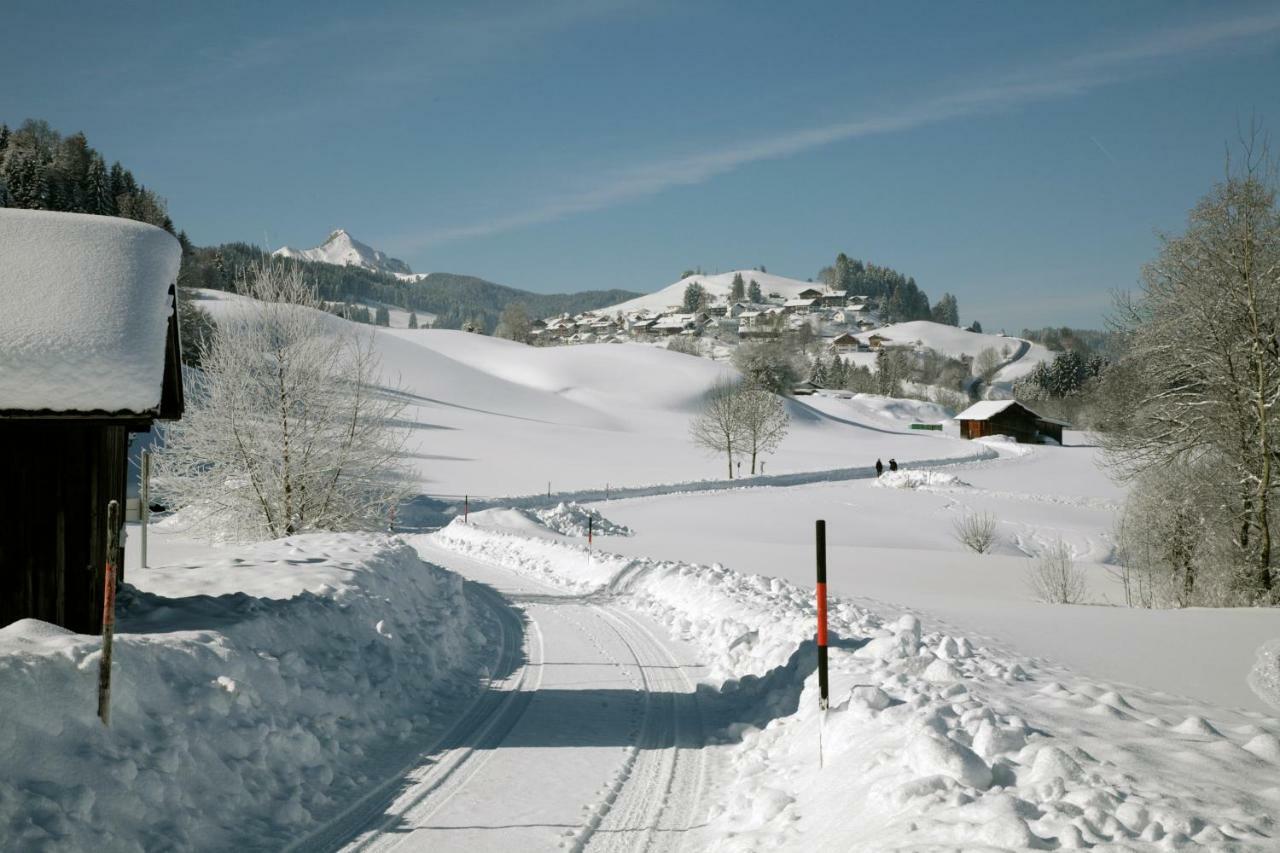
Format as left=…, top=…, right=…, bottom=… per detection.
left=782, top=297, right=817, bottom=314
left=819, top=292, right=847, bottom=307
left=796, top=287, right=826, bottom=300
left=829, top=332, right=863, bottom=353
left=652, top=313, right=697, bottom=335
left=1, top=210, right=184, bottom=634
left=866, top=333, right=892, bottom=349
left=954, top=400, right=1070, bottom=445
left=792, top=380, right=819, bottom=396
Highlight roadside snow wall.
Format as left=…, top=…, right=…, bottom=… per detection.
left=0, top=534, right=484, bottom=852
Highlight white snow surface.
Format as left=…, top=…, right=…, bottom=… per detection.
left=0, top=533, right=484, bottom=851
left=274, top=229, right=419, bottom=278
left=605, top=270, right=825, bottom=313
left=432, top=517, right=1280, bottom=851
left=194, top=289, right=987, bottom=500
left=0, top=210, right=180, bottom=413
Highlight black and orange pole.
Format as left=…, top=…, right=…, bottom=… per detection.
left=816, top=519, right=829, bottom=711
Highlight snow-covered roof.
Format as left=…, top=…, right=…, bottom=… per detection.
left=954, top=400, right=1042, bottom=421
left=783, top=298, right=817, bottom=308
left=0, top=210, right=181, bottom=414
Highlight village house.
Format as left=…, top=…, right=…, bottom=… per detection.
left=829, top=332, right=863, bottom=353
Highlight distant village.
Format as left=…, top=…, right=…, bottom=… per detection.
left=530, top=285, right=894, bottom=353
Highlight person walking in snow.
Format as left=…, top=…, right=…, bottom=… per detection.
left=889, top=458, right=898, bottom=472
left=875, top=458, right=884, bottom=477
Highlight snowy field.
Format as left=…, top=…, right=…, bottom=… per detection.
left=6, top=294, right=1279, bottom=851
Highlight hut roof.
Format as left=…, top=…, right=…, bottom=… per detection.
left=954, top=399, right=1042, bottom=421
left=0, top=211, right=182, bottom=417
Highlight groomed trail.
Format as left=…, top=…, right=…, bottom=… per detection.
left=319, top=540, right=711, bottom=853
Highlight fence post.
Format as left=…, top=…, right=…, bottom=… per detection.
left=139, top=450, right=150, bottom=569
left=588, top=515, right=593, bottom=548
left=464, top=494, right=469, bottom=524
left=98, top=500, right=121, bottom=726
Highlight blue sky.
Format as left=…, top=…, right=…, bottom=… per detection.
left=4, top=1, right=1279, bottom=329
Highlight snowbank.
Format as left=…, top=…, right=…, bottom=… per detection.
left=533, top=502, right=633, bottom=537
left=873, top=469, right=970, bottom=490
left=0, top=210, right=181, bottom=413
left=430, top=520, right=1280, bottom=851
left=0, top=534, right=484, bottom=851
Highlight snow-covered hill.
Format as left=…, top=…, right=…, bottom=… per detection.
left=274, top=229, right=426, bottom=281
left=193, top=290, right=982, bottom=498
left=606, top=270, right=823, bottom=313
left=860, top=319, right=1056, bottom=397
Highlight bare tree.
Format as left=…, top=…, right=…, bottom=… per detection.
left=495, top=302, right=532, bottom=343
left=1104, top=135, right=1280, bottom=602
left=690, top=378, right=745, bottom=478
left=1028, top=540, right=1087, bottom=604
left=973, top=347, right=1002, bottom=381
left=738, top=385, right=790, bottom=474
left=154, top=260, right=409, bottom=541
left=953, top=511, right=998, bottom=554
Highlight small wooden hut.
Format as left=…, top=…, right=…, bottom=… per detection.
left=0, top=210, right=183, bottom=634
left=954, top=400, right=1069, bottom=445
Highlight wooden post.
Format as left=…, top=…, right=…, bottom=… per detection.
left=464, top=495, right=469, bottom=524
left=816, top=519, right=829, bottom=710
left=98, top=500, right=121, bottom=726
left=588, top=515, right=593, bottom=548
left=139, top=450, right=150, bottom=569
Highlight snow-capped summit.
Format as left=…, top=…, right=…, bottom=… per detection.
left=274, top=229, right=424, bottom=280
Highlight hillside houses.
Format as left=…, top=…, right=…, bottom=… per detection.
left=531, top=287, right=883, bottom=349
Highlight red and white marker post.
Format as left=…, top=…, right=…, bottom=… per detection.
left=97, top=500, right=121, bottom=726
left=816, top=518, right=829, bottom=768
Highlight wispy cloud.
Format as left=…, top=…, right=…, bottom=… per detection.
left=390, top=7, right=1280, bottom=251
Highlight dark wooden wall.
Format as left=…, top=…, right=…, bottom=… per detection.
left=0, top=422, right=128, bottom=634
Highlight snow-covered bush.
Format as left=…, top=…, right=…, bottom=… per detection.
left=1028, top=539, right=1087, bottom=604
left=953, top=510, right=998, bottom=553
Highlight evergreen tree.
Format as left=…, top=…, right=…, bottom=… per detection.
left=682, top=281, right=708, bottom=312
left=408, top=311, right=419, bottom=329
left=747, top=279, right=763, bottom=303
left=85, top=153, right=113, bottom=215
left=730, top=272, right=745, bottom=301
left=968, top=320, right=983, bottom=333
left=811, top=355, right=829, bottom=387
left=375, top=305, right=391, bottom=326
left=931, top=292, right=960, bottom=326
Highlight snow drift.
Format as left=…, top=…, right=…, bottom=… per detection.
left=0, top=534, right=484, bottom=851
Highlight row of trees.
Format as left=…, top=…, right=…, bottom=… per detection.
left=690, top=378, right=790, bottom=477
left=817, top=253, right=954, bottom=324
left=0, top=120, right=171, bottom=229
left=1105, top=138, right=1280, bottom=606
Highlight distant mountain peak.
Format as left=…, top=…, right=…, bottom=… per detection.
left=274, top=229, right=418, bottom=278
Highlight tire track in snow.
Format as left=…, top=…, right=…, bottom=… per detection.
left=578, top=605, right=707, bottom=853
left=288, top=575, right=534, bottom=853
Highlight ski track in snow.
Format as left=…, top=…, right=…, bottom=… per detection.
left=326, top=542, right=711, bottom=853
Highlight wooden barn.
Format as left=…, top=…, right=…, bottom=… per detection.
left=954, top=400, right=1069, bottom=445
left=0, top=210, right=183, bottom=634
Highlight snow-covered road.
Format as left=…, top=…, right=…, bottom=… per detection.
left=325, top=542, right=711, bottom=853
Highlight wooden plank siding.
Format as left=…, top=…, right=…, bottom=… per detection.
left=0, top=422, right=128, bottom=633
